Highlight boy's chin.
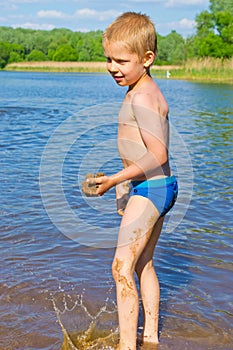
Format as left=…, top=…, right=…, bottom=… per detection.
left=115, top=80, right=128, bottom=87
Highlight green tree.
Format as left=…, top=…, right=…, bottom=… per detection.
left=198, top=32, right=226, bottom=57
left=196, top=11, right=215, bottom=37
left=53, top=44, right=78, bottom=61
left=8, top=51, right=23, bottom=63
left=27, top=49, right=47, bottom=61
left=194, top=0, right=233, bottom=58
left=90, top=31, right=105, bottom=61
left=209, top=0, right=233, bottom=15
left=13, top=28, right=35, bottom=54
left=215, top=11, right=233, bottom=41
left=33, top=31, right=52, bottom=54
left=157, top=31, right=185, bottom=64
left=0, top=42, right=11, bottom=67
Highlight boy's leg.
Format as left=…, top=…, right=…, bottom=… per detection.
left=112, top=195, right=160, bottom=350
left=135, top=216, right=164, bottom=345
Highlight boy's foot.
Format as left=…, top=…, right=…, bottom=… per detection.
left=140, top=341, right=159, bottom=349
left=137, top=335, right=159, bottom=349
left=136, top=333, right=143, bottom=346
left=137, top=333, right=159, bottom=342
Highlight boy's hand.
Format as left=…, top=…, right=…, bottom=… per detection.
left=82, top=172, right=105, bottom=197
left=82, top=172, right=115, bottom=197
left=90, top=175, right=115, bottom=196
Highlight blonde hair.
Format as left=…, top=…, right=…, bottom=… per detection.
left=102, top=12, right=157, bottom=60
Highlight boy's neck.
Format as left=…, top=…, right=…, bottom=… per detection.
left=128, top=70, right=151, bottom=92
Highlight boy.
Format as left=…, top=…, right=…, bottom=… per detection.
left=87, top=12, right=178, bottom=350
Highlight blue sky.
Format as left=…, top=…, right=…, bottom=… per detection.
left=0, top=0, right=210, bottom=37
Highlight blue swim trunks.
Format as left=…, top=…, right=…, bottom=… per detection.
left=131, top=175, right=178, bottom=217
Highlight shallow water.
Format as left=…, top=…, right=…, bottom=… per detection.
left=0, top=71, right=232, bottom=349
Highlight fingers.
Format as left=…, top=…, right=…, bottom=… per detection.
left=84, top=176, right=106, bottom=196
left=82, top=173, right=106, bottom=197
left=82, top=172, right=114, bottom=197
left=87, top=176, right=106, bottom=185
left=117, top=208, right=125, bottom=216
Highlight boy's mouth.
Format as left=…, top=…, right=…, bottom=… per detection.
left=113, top=75, right=124, bottom=82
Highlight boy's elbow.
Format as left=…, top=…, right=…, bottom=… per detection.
left=152, top=150, right=167, bottom=166
left=161, top=152, right=168, bottom=165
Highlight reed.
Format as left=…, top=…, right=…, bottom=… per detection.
left=166, top=58, right=233, bottom=83
left=4, top=61, right=107, bottom=73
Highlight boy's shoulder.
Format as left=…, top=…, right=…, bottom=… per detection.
left=129, top=90, right=155, bottom=106
left=127, top=82, right=168, bottom=118
left=128, top=78, right=161, bottom=101
left=128, top=89, right=161, bottom=112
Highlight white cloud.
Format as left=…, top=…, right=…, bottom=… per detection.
left=74, top=8, right=121, bottom=21
left=75, top=27, right=91, bottom=33
left=36, top=8, right=120, bottom=23
left=75, top=8, right=97, bottom=17
left=165, top=0, right=207, bottom=7
left=178, top=18, right=195, bottom=29
left=156, top=17, right=196, bottom=36
left=12, top=22, right=55, bottom=30
left=168, top=18, right=195, bottom=31
left=37, top=10, right=67, bottom=19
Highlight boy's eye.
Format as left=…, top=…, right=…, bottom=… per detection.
left=117, top=59, right=127, bottom=64
left=105, top=57, right=129, bottom=64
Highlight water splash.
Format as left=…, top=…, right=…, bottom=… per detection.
left=52, top=292, right=118, bottom=350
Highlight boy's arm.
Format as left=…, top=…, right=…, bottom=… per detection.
left=112, top=92, right=169, bottom=179
left=130, top=91, right=169, bottom=174
left=92, top=93, right=169, bottom=196
left=93, top=150, right=166, bottom=196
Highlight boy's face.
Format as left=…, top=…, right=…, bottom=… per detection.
left=103, top=42, right=146, bottom=88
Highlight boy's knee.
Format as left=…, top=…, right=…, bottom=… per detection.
left=135, top=259, right=153, bottom=278
left=112, top=257, right=132, bottom=282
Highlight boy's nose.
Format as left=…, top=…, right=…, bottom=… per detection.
left=108, top=61, right=118, bottom=73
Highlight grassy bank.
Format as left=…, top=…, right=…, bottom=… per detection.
left=4, top=61, right=108, bottom=73
left=4, top=58, right=233, bottom=83
left=5, top=61, right=180, bottom=73
left=152, top=58, right=233, bottom=83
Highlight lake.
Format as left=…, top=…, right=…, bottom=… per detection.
left=0, top=71, right=232, bottom=349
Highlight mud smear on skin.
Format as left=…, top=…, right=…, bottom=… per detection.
left=114, top=258, right=134, bottom=300
left=147, top=215, right=157, bottom=231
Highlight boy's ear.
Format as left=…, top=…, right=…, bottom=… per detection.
left=143, top=50, right=155, bottom=68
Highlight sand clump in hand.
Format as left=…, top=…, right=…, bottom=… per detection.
left=82, top=172, right=105, bottom=197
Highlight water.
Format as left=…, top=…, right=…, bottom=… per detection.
left=0, top=71, right=232, bottom=349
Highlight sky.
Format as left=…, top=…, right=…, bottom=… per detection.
left=0, top=0, right=210, bottom=37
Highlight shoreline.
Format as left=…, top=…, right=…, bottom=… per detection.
left=4, top=61, right=179, bottom=72
left=3, top=61, right=233, bottom=83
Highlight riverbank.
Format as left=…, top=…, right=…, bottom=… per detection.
left=5, top=61, right=108, bottom=73
left=4, top=58, right=233, bottom=83
left=5, top=61, right=179, bottom=74
left=167, top=57, right=233, bottom=83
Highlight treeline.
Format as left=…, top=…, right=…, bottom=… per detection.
left=0, top=27, right=187, bottom=68
left=0, top=0, right=232, bottom=68
left=0, top=29, right=105, bottom=68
